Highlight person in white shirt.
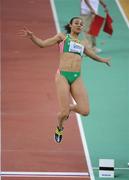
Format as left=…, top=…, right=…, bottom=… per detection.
left=80, top=0, right=108, bottom=53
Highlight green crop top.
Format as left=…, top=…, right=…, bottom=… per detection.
left=59, top=34, right=84, bottom=57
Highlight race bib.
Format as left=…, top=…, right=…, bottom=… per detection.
left=69, top=41, right=84, bottom=55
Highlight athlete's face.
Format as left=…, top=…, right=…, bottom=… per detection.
left=70, top=18, right=83, bottom=34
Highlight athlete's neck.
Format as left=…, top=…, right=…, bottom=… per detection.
left=70, top=32, right=79, bottom=40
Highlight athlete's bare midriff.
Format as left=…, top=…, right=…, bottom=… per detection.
left=59, top=52, right=82, bottom=72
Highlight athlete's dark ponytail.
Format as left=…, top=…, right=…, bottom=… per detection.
left=64, top=17, right=81, bottom=33
left=64, top=24, right=71, bottom=34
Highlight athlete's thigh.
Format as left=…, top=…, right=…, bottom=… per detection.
left=55, top=72, right=70, bottom=111
left=70, top=77, right=89, bottom=109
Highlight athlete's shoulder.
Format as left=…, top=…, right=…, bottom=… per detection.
left=56, top=32, right=66, bottom=42
left=58, top=32, right=66, bottom=39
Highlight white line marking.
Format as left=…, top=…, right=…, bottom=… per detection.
left=50, top=0, right=95, bottom=179
left=76, top=113, right=95, bottom=180
left=115, top=0, right=129, bottom=28
left=1, top=171, right=89, bottom=178
left=50, top=0, right=60, bottom=33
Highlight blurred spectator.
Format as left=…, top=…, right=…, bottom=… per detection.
left=81, top=0, right=108, bottom=53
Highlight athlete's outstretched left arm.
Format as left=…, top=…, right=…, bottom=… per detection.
left=20, top=27, right=63, bottom=48
left=83, top=41, right=111, bottom=66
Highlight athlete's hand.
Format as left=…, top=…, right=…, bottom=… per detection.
left=104, top=57, right=111, bottom=67
left=19, top=27, right=34, bottom=38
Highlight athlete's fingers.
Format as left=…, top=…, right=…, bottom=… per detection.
left=23, top=26, right=33, bottom=34
left=106, top=59, right=111, bottom=67
left=18, top=29, right=27, bottom=37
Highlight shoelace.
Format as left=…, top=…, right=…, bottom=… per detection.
left=55, top=127, right=63, bottom=136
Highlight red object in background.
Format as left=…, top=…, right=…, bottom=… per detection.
left=88, top=14, right=105, bottom=36
left=103, top=13, right=113, bottom=35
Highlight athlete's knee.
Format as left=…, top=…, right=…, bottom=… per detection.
left=80, top=109, right=90, bottom=116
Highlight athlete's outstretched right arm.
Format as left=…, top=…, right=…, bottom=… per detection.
left=20, top=27, right=63, bottom=48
